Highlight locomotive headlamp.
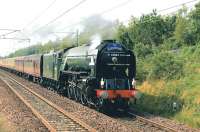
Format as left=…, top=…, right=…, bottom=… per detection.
left=100, top=78, right=105, bottom=89
left=132, top=79, right=136, bottom=88
left=89, top=56, right=95, bottom=66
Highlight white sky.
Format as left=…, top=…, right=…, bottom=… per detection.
left=0, top=0, right=198, bottom=57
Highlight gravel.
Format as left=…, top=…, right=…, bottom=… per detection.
left=3, top=70, right=200, bottom=132
left=114, top=107, right=200, bottom=132
left=3, top=71, right=135, bottom=132
left=0, top=78, right=48, bottom=132
left=144, top=114, right=200, bottom=132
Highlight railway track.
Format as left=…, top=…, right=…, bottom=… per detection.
left=115, top=109, right=177, bottom=132
left=0, top=69, right=181, bottom=132
left=128, top=111, right=177, bottom=132
left=0, top=72, right=96, bottom=132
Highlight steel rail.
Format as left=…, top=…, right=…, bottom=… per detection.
left=0, top=69, right=177, bottom=132
left=127, top=111, right=177, bottom=132
left=1, top=78, right=57, bottom=132
left=0, top=71, right=96, bottom=132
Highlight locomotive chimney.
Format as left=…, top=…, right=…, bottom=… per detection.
left=102, top=40, right=116, bottom=44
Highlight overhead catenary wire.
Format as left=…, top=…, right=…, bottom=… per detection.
left=0, top=29, right=22, bottom=41
left=32, top=0, right=87, bottom=34
left=54, top=0, right=198, bottom=47
left=100, top=0, right=133, bottom=15
left=0, top=29, right=30, bottom=43
left=0, top=29, right=20, bottom=31
left=157, top=0, right=198, bottom=12
left=59, top=0, right=134, bottom=31
left=0, top=37, right=30, bottom=42
left=133, top=2, right=198, bottom=24
left=22, top=0, right=58, bottom=30
left=17, top=0, right=199, bottom=45
left=0, top=30, right=20, bottom=38
left=59, top=0, right=199, bottom=31
left=13, top=0, right=57, bottom=43
left=16, top=0, right=86, bottom=43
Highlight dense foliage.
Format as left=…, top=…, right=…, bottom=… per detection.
left=149, top=51, right=183, bottom=80
left=117, top=3, right=200, bottom=128
left=135, top=46, right=200, bottom=128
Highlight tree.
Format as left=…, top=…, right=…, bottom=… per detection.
left=174, top=6, right=195, bottom=45
left=189, top=2, right=200, bottom=43
left=116, top=23, right=133, bottom=49
left=128, top=10, right=169, bottom=46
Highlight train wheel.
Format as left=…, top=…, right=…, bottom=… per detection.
left=56, top=84, right=61, bottom=94
left=87, top=98, right=93, bottom=108
left=47, top=86, right=51, bottom=90
left=73, top=87, right=78, bottom=101
left=76, top=90, right=81, bottom=102
left=117, top=99, right=130, bottom=110
left=80, top=93, right=87, bottom=105
left=61, top=87, right=66, bottom=96
left=39, top=79, right=43, bottom=85
left=67, top=87, right=71, bottom=99
left=69, top=87, right=74, bottom=99
left=96, top=98, right=104, bottom=111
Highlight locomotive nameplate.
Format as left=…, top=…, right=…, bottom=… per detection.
left=107, top=53, right=130, bottom=57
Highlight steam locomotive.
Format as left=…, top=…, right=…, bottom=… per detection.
left=0, top=40, right=138, bottom=110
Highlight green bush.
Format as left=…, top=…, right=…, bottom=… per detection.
left=160, top=37, right=182, bottom=51
left=134, top=42, right=153, bottom=58
left=148, top=52, right=183, bottom=80
left=136, top=59, right=149, bottom=82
